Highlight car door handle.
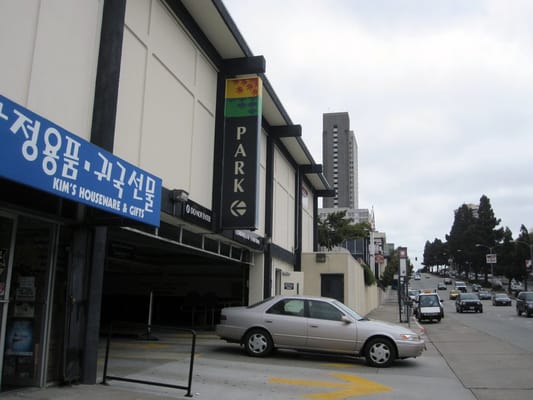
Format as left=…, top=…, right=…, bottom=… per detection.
left=265, top=319, right=273, bottom=323
left=310, top=324, right=319, bottom=328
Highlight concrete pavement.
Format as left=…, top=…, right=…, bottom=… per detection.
left=0, top=289, right=477, bottom=400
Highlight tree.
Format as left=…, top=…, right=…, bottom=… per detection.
left=446, top=204, right=477, bottom=276
left=514, top=225, right=533, bottom=286
left=499, top=227, right=520, bottom=290
left=474, top=195, right=504, bottom=282
left=317, top=211, right=370, bottom=250
left=422, top=238, right=448, bottom=272
left=380, top=247, right=414, bottom=287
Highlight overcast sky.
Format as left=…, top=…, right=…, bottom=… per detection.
left=222, top=0, right=533, bottom=267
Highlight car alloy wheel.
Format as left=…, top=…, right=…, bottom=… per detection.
left=365, top=337, right=396, bottom=368
left=244, top=328, right=273, bottom=357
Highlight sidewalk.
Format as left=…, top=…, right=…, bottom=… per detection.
left=2, top=289, right=418, bottom=400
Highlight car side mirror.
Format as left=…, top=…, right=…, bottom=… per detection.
left=341, top=316, right=352, bottom=324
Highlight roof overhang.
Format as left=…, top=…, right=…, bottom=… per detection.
left=179, top=0, right=333, bottom=195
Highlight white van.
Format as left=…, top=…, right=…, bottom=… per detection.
left=414, top=293, right=444, bottom=322
left=455, top=281, right=467, bottom=292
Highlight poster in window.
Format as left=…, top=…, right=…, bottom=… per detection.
left=5, top=319, right=34, bottom=356
left=15, top=276, right=35, bottom=301
left=14, top=302, right=35, bottom=318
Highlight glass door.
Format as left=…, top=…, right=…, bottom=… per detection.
left=0, top=213, right=16, bottom=390
left=1, top=215, right=58, bottom=391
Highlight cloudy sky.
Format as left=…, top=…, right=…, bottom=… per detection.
left=223, top=0, right=533, bottom=266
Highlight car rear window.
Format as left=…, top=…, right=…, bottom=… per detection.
left=521, top=292, right=533, bottom=301
left=247, top=297, right=274, bottom=308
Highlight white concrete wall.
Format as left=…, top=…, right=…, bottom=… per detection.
left=248, top=253, right=265, bottom=305
left=256, top=130, right=267, bottom=236
left=116, top=0, right=217, bottom=208
left=301, top=183, right=314, bottom=252
left=302, top=252, right=381, bottom=316
left=1, top=0, right=103, bottom=140
left=272, top=147, right=295, bottom=251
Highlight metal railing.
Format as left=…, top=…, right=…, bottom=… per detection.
left=101, top=323, right=196, bottom=397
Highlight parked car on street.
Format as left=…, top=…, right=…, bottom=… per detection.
left=216, top=295, right=426, bottom=367
left=492, top=292, right=512, bottom=306
left=478, top=290, right=492, bottom=300
left=516, top=291, right=533, bottom=317
left=455, top=293, right=483, bottom=313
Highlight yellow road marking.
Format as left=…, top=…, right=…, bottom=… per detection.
left=321, top=362, right=354, bottom=368
left=269, top=372, right=391, bottom=399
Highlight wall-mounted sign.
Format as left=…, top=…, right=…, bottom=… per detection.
left=284, top=282, right=294, bottom=290
left=0, top=94, right=162, bottom=226
left=220, top=78, right=262, bottom=230
left=233, top=230, right=262, bottom=250
left=180, top=199, right=213, bottom=230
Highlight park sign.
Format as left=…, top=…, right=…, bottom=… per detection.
left=0, top=94, right=162, bottom=227
left=220, top=77, right=262, bottom=229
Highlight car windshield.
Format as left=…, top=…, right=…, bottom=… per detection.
left=495, top=294, right=507, bottom=298
left=419, top=296, right=439, bottom=306
left=332, top=300, right=365, bottom=320
left=461, top=293, right=478, bottom=300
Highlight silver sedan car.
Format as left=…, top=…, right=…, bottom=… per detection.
left=216, top=295, right=425, bottom=367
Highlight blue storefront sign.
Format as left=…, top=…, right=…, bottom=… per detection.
left=0, top=94, right=162, bottom=227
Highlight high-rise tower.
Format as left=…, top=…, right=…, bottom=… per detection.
left=322, top=112, right=358, bottom=209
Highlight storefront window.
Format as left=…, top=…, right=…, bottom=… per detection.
left=1, top=216, right=60, bottom=390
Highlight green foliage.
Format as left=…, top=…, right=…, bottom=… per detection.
left=379, top=247, right=413, bottom=286
left=380, top=249, right=398, bottom=286
left=426, top=194, right=530, bottom=284
left=362, top=262, right=376, bottom=286
left=318, top=211, right=371, bottom=250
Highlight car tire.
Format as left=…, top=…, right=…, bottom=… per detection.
left=365, top=337, right=396, bottom=368
left=517, top=308, right=522, bottom=316
left=244, top=328, right=273, bottom=357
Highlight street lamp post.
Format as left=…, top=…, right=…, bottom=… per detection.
left=475, top=244, right=496, bottom=287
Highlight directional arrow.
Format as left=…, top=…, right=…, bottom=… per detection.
left=269, top=372, right=391, bottom=399
left=230, top=199, right=247, bottom=217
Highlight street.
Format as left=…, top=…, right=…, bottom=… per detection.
left=412, top=273, right=533, bottom=354
left=411, top=272, right=533, bottom=399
